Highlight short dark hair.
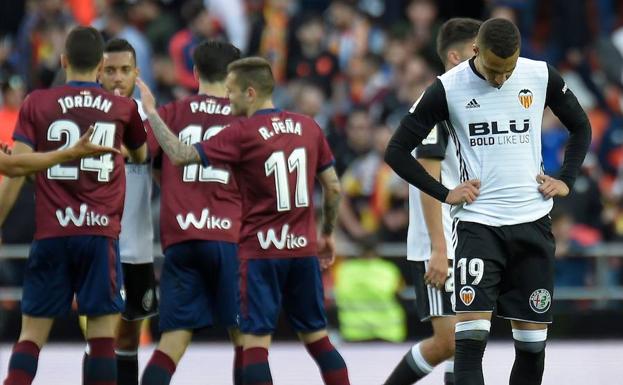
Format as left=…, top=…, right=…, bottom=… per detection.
left=477, top=18, right=521, bottom=58
left=65, top=26, right=105, bottom=72
left=104, top=38, right=136, bottom=65
left=192, top=40, right=241, bottom=82
left=436, top=18, right=482, bottom=65
left=227, top=57, right=275, bottom=97
left=181, top=0, right=206, bottom=24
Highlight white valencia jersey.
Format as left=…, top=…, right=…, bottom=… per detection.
left=407, top=122, right=460, bottom=261
left=119, top=99, right=154, bottom=264
left=440, top=58, right=552, bottom=226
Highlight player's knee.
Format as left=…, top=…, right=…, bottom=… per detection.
left=455, top=319, right=490, bottom=342
left=512, top=328, right=547, bottom=353
left=431, top=332, right=455, bottom=358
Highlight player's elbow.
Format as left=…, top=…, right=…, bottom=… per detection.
left=170, top=156, right=188, bottom=167
left=384, top=142, right=402, bottom=170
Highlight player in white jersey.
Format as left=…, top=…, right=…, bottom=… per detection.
left=385, top=19, right=591, bottom=385
left=384, top=18, right=482, bottom=385
left=84, top=38, right=157, bottom=385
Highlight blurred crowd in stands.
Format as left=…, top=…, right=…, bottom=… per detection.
left=2, top=0, right=623, bottom=295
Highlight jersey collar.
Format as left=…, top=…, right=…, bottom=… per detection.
left=253, top=108, right=281, bottom=116
left=66, top=81, right=102, bottom=88
left=469, top=57, right=486, bottom=81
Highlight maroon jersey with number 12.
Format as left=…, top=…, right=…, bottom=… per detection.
left=194, top=109, right=335, bottom=259
left=147, top=95, right=241, bottom=250
left=12, top=82, right=146, bottom=240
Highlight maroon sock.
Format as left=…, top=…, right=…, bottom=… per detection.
left=305, top=337, right=350, bottom=385
left=85, top=338, right=116, bottom=385
left=242, top=347, right=272, bottom=385
left=3, top=341, right=40, bottom=385
left=141, top=350, right=176, bottom=385
left=234, top=346, right=244, bottom=385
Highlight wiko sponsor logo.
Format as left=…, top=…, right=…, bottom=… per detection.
left=176, top=208, right=232, bottom=230
left=56, top=204, right=109, bottom=227
left=257, top=224, right=308, bottom=250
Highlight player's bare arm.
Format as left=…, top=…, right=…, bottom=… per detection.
left=418, top=158, right=449, bottom=288
left=385, top=79, right=481, bottom=205
left=0, top=127, right=119, bottom=178
left=0, top=142, right=30, bottom=229
left=136, top=78, right=201, bottom=166
left=317, top=166, right=342, bottom=269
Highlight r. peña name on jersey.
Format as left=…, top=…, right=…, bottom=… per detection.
left=468, top=118, right=531, bottom=147
left=257, top=224, right=308, bottom=250
left=258, top=118, right=302, bottom=140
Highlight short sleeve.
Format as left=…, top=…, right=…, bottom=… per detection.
left=12, top=95, right=36, bottom=149
left=193, top=121, right=242, bottom=167
left=415, top=123, right=449, bottom=159
left=317, top=129, right=335, bottom=172
left=123, top=100, right=147, bottom=150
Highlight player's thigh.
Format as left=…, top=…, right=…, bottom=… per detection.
left=120, top=262, right=158, bottom=322
left=204, top=241, right=240, bottom=328
left=75, top=236, right=124, bottom=316
left=497, top=216, right=555, bottom=323
left=21, top=238, right=74, bottom=317
left=283, top=257, right=328, bottom=333
left=454, top=221, right=506, bottom=314
left=412, top=260, right=455, bottom=322
left=160, top=242, right=213, bottom=332
left=239, top=258, right=284, bottom=335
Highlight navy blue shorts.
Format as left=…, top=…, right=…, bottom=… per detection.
left=22, top=236, right=124, bottom=317
left=240, top=257, right=327, bottom=335
left=160, top=240, right=239, bottom=332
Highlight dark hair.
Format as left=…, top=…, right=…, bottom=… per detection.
left=477, top=18, right=521, bottom=58
left=192, top=40, right=241, bottom=82
left=104, top=38, right=136, bottom=65
left=181, top=0, right=206, bottom=24
left=227, top=57, right=275, bottom=96
left=436, top=17, right=482, bottom=65
left=65, top=26, right=105, bottom=72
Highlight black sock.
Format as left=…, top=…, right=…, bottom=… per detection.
left=117, top=352, right=139, bottom=385
left=444, top=360, right=455, bottom=385
left=454, top=335, right=487, bottom=385
left=82, top=352, right=89, bottom=385
left=509, top=341, right=545, bottom=385
left=384, top=343, right=431, bottom=385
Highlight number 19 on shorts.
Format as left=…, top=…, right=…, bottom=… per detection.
left=457, top=257, right=484, bottom=285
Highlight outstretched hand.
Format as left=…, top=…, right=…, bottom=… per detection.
left=317, top=234, right=336, bottom=270
left=70, top=126, right=120, bottom=158
left=537, top=174, right=569, bottom=198
left=135, top=77, right=156, bottom=114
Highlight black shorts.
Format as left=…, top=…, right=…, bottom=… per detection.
left=412, top=260, right=455, bottom=321
left=121, top=263, right=159, bottom=321
left=453, top=215, right=555, bottom=323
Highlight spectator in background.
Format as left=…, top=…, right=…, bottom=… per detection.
left=102, top=2, right=155, bottom=90
left=326, top=0, right=384, bottom=70
left=169, top=0, right=223, bottom=91
left=0, top=35, right=16, bottom=92
left=0, top=76, right=25, bottom=150
left=11, top=0, right=74, bottom=89
left=291, top=81, right=332, bottom=132
left=334, top=238, right=406, bottom=342
left=405, top=0, right=443, bottom=71
left=287, top=14, right=340, bottom=97
left=129, top=0, right=179, bottom=56
left=32, top=20, right=69, bottom=88
left=330, top=108, right=373, bottom=176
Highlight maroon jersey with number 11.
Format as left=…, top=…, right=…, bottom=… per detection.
left=194, top=109, right=335, bottom=259
left=12, top=82, right=146, bottom=240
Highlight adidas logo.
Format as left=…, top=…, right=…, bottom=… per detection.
left=465, top=99, right=480, bottom=109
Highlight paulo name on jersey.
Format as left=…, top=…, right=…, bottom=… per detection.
left=12, top=82, right=146, bottom=240
left=407, top=121, right=459, bottom=261
left=147, top=95, right=241, bottom=251
left=193, top=109, right=335, bottom=259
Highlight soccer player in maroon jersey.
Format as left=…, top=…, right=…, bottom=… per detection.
left=137, top=57, right=349, bottom=385
left=139, top=40, right=243, bottom=385
left=0, top=128, right=118, bottom=177
left=1, top=26, right=147, bottom=385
